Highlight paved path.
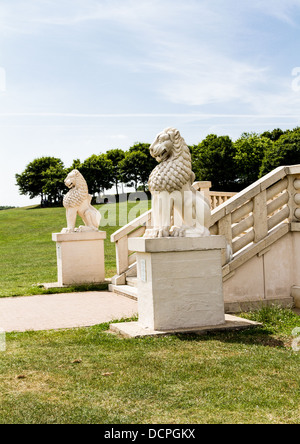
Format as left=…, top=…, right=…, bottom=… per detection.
left=0, top=292, right=138, bottom=333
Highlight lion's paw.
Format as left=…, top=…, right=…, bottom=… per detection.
left=76, top=225, right=98, bottom=233
left=61, top=228, right=75, bottom=234
left=144, top=227, right=170, bottom=238
left=144, top=228, right=160, bottom=238
left=170, top=226, right=186, bottom=237
left=158, top=227, right=170, bottom=238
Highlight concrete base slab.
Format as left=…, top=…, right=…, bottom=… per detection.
left=109, top=315, right=262, bottom=338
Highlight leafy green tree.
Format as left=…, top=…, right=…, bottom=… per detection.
left=80, top=154, right=114, bottom=195
left=191, top=135, right=238, bottom=191
left=129, top=142, right=157, bottom=174
left=68, top=159, right=82, bottom=172
left=119, top=151, right=150, bottom=191
left=118, top=143, right=157, bottom=191
left=106, top=149, right=125, bottom=195
left=16, top=157, right=66, bottom=205
left=128, top=142, right=150, bottom=155
left=260, top=128, right=300, bottom=177
left=261, top=128, right=285, bottom=142
left=234, top=133, right=273, bottom=188
left=42, top=162, right=66, bottom=205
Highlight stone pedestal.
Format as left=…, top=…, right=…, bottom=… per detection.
left=52, top=231, right=106, bottom=286
left=127, top=236, right=226, bottom=332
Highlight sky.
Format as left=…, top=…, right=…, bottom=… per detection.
left=1, top=0, right=300, bottom=206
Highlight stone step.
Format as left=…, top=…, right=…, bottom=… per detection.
left=109, top=284, right=138, bottom=301
left=126, top=277, right=138, bottom=288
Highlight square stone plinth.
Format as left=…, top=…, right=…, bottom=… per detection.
left=128, top=236, right=227, bottom=332
left=52, top=231, right=106, bottom=286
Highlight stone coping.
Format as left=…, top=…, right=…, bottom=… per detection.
left=128, top=235, right=226, bottom=253
left=52, top=231, right=107, bottom=242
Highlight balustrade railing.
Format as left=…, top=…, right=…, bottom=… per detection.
left=210, top=166, right=300, bottom=268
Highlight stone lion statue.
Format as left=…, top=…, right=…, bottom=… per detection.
left=144, top=128, right=211, bottom=238
left=61, top=169, right=101, bottom=233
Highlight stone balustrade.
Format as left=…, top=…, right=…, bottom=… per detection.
left=210, top=166, right=300, bottom=269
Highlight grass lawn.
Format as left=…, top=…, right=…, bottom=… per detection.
left=0, top=307, right=299, bottom=424
left=1, top=203, right=300, bottom=424
left=0, top=201, right=150, bottom=297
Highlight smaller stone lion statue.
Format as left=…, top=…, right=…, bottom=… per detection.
left=61, top=169, right=101, bottom=233
left=144, top=127, right=211, bottom=238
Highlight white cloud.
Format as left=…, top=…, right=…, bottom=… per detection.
left=1, top=0, right=300, bottom=116
left=249, top=0, right=300, bottom=25
left=155, top=45, right=300, bottom=116
left=146, top=41, right=268, bottom=107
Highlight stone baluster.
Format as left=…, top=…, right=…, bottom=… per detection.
left=293, top=178, right=300, bottom=222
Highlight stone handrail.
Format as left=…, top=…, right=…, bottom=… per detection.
left=111, top=209, right=152, bottom=276
left=210, top=165, right=300, bottom=275
left=111, top=182, right=237, bottom=278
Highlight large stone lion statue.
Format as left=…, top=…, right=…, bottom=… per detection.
left=61, top=169, right=101, bottom=233
left=144, top=128, right=211, bottom=238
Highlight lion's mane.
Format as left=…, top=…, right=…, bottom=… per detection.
left=63, top=170, right=90, bottom=209
left=148, top=128, right=194, bottom=193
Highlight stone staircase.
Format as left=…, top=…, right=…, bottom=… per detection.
left=109, top=166, right=300, bottom=312
left=109, top=277, right=138, bottom=301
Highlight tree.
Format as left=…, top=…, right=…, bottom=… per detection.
left=80, top=154, right=114, bottom=196
left=261, top=128, right=285, bottom=142
left=106, top=149, right=125, bottom=195
left=42, top=162, right=66, bottom=205
left=129, top=142, right=157, bottom=176
left=68, top=159, right=82, bottom=172
left=129, top=142, right=150, bottom=155
left=234, top=133, right=273, bottom=188
left=260, top=128, right=300, bottom=177
left=118, top=143, right=157, bottom=191
left=191, top=135, right=238, bottom=191
left=16, top=157, right=66, bottom=205
left=119, top=151, right=150, bottom=191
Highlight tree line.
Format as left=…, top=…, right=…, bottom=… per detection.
left=15, top=143, right=156, bottom=206
left=16, top=127, right=300, bottom=206
left=0, top=206, right=15, bottom=211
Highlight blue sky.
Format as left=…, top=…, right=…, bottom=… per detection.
left=1, top=0, right=300, bottom=206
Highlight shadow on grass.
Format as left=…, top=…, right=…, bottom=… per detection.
left=173, top=307, right=300, bottom=349
left=31, top=282, right=109, bottom=296
left=25, top=205, right=64, bottom=210
left=24, top=205, right=42, bottom=210
left=174, top=326, right=286, bottom=349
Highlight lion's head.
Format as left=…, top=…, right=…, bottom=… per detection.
left=150, top=127, right=186, bottom=163
left=63, top=169, right=89, bottom=208
left=148, top=128, right=194, bottom=193
left=64, top=169, right=82, bottom=189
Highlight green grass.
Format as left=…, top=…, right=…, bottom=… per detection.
left=1, top=203, right=300, bottom=423
left=0, top=307, right=300, bottom=424
left=0, top=201, right=150, bottom=297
